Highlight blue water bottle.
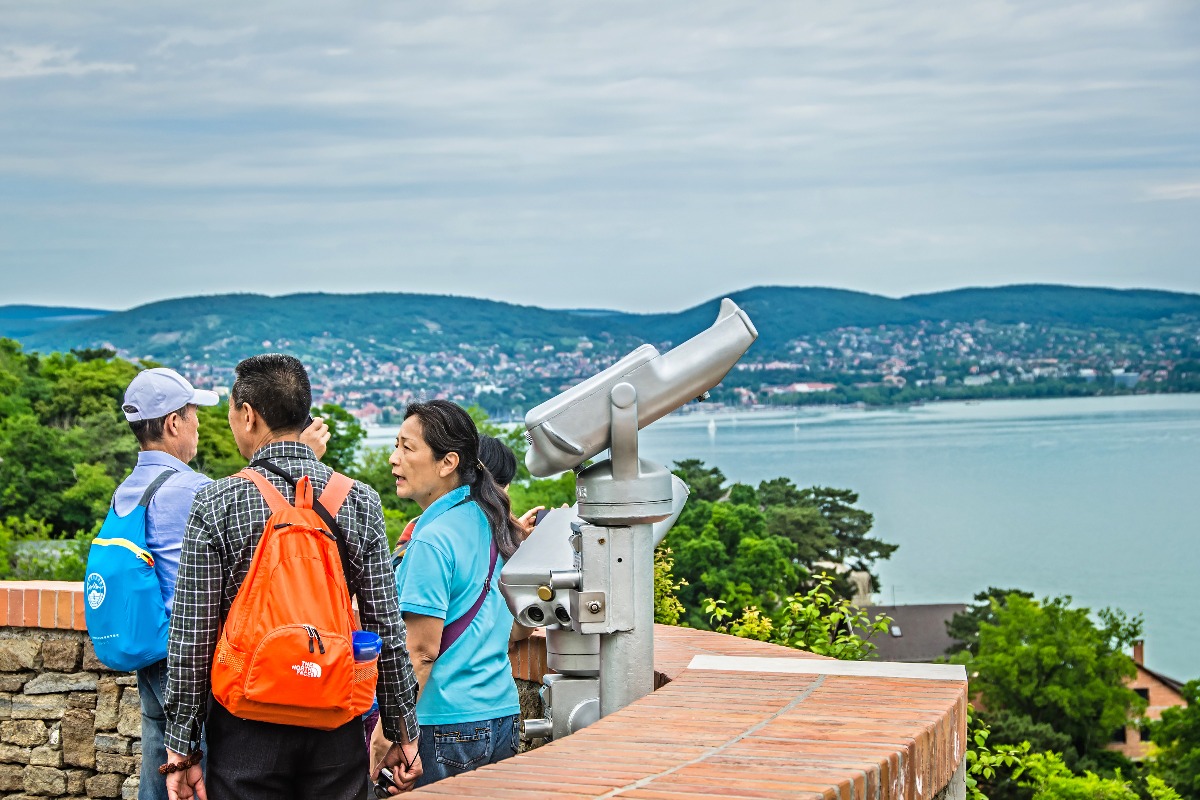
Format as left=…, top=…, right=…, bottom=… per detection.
left=352, top=631, right=383, bottom=662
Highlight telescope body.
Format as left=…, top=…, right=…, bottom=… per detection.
left=524, top=298, right=758, bottom=477
left=503, top=297, right=758, bottom=742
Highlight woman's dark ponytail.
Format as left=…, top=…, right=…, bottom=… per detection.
left=403, top=401, right=521, bottom=559
left=466, top=460, right=521, bottom=560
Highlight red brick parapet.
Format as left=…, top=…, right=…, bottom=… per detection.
left=0, top=581, right=86, bottom=631
left=4, top=583, right=967, bottom=798
left=499, top=625, right=968, bottom=800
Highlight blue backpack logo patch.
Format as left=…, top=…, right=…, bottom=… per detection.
left=84, top=470, right=174, bottom=671
left=85, top=573, right=106, bottom=610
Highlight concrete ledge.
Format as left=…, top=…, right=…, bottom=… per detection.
left=688, top=654, right=968, bottom=681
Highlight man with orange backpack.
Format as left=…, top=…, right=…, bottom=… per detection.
left=95, top=367, right=331, bottom=800
left=162, top=354, right=421, bottom=800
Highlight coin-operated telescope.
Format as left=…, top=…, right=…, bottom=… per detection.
left=500, top=298, right=757, bottom=742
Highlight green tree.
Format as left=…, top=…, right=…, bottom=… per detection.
left=313, top=402, right=367, bottom=473
left=1149, top=679, right=1200, bottom=799
left=193, top=403, right=244, bottom=479
left=799, top=486, right=897, bottom=569
left=726, top=533, right=801, bottom=605
left=1148, top=777, right=1187, bottom=800
left=1018, top=751, right=1140, bottom=800
left=671, top=459, right=726, bottom=502
left=0, top=414, right=82, bottom=527
left=467, top=404, right=533, bottom=482
left=963, top=594, right=1145, bottom=758
left=704, top=573, right=891, bottom=661
left=508, top=472, right=576, bottom=516
left=726, top=483, right=758, bottom=506
left=662, top=463, right=891, bottom=626
left=59, top=462, right=117, bottom=531
left=31, top=351, right=137, bottom=426
left=757, top=476, right=803, bottom=508
left=349, top=445, right=424, bottom=521
left=666, top=523, right=727, bottom=626
left=965, top=705, right=1031, bottom=800
left=653, top=548, right=686, bottom=626
left=946, top=587, right=1037, bottom=657
left=764, top=504, right=837, bottom=564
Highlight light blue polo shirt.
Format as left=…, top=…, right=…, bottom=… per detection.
left=111, top=451, right=212, bottom=615
left=395, top=485, right=519, bottom=726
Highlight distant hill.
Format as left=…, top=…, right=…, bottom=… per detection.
left=0, top=305, right=111, bottom=340
left=902, top=285, right=1200, bottom=329
left=13, top=285, right=1200, bottom=364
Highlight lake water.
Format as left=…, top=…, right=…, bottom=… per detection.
left=368, top=394, right=1200, bottom=680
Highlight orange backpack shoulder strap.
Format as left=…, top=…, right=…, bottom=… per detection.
left=235, top=469, right=293, bottom=514
left=318, top=472, right=354, bottom=519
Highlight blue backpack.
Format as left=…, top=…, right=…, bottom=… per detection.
left=84, top=469, right=175, bottom=672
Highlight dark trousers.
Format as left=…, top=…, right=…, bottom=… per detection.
left=206, top=702, right=369, bottom=800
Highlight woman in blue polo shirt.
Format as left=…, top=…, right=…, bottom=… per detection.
left=376, top=400, right=524, bottom=787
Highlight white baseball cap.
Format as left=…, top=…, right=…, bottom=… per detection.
left=122, top=368, right=220, bottom=422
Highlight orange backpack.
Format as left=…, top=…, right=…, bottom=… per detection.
left=211, top=469, right=377, bottom=729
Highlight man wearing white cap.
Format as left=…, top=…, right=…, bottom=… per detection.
left=115, top=367, right=220, bottom=800
left=117, top=367, right=330, bottom=800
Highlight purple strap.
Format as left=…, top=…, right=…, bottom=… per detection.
left=438, top=537, right=499, bottom=656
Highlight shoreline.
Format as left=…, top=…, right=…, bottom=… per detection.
left=362, top=391, right=1200, bottom=445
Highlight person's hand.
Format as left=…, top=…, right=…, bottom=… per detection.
left=369, top=720, right=391, bottom=778
left=299, top=416, right=331, bottom=459
left=515, top=506, right=545, bottom=539
left=164, top=750, right=207, bottom=800
left=373, top=736, right=422, bottom=794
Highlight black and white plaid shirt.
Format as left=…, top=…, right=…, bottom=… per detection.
left=163, top=440, right=419, bottom=754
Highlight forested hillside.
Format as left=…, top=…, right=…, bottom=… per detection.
left=7, top=285, right=1199, bottom=418
left=16, top=285, right=1200, bottom=362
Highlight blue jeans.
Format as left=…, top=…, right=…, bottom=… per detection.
left=136, top=659, right=170, bottom=800
left=137, top=659, right=206, bottom=800
left=416, top=714, right=519, bottom=788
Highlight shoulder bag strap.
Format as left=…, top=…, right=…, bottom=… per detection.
left=137, top=468, right=178, bottom=507
left=248, top=459, right=355, bottom=596
left=111, top=466, right=177, bottom=511
left=438, top=529, right=499, bottom=656
left=318, top=473, right=355, bottom=519
left=129, top=468, right=179, bottom=560
left=234, top=468, right=293, bottom=516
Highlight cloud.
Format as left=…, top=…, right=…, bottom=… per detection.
left=0, top=1, right=1198, bottom=310
left=0, top=45, right=134, bottom=79
left=148, top=26, right=257, bottom=56
left=1145, top=182, right=1200, bottom=201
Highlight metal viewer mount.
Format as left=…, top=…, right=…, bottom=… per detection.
left=500, top=298, right=758, bottom=742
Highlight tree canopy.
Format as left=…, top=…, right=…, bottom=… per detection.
left=946, top=586, right=1037, bottom=657
left=961, top=593, right=1145, bottom=758
left=1149, top=680, right=1200, bottom=799
left=662, top=460, right=894, bottom=629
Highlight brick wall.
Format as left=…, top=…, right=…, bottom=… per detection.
left=1111, top=661, right=1188, bottom=760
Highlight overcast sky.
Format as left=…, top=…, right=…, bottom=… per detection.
left=1, top=1, right=1197, bottom=313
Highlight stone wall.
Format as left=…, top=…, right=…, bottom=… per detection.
left=0, top=627, right=140, bottom=799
